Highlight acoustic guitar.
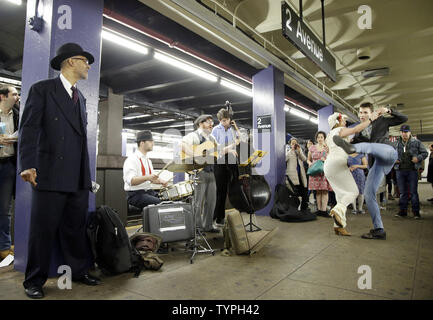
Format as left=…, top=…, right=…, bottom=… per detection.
left=180, top=140, right=218, bottom=165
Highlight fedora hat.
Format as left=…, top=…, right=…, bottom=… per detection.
left=50, top=43, right=94, bottom=71
left=194, top=114, right=213, bottom=128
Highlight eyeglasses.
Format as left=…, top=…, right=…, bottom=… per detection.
left=71, top=57, right=90, bottom=65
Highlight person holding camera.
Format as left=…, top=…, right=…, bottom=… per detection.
left=286, top=138, right=309, bottom=211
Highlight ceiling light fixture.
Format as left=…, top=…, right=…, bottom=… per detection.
left=289, top=108, right=310, bottom=120
left=146, top=119, right=175, bottom=125
left=5, top=0, right=22, bottom=5
left=123, top=114, right=152, bottom=120
left=285, top=99, right=318, bottom=116
left=220, top=79, right=252, bottom=97
left=0, top=76, right=21, bottom=86
left=101, top=28, right=149, bottom=55
left=154, top=52, right=218, bottom=82
left=124, top=105, right=141, bottom=109
left=164, top=123, right=194, bottom=129
left=309, top=117, right=319, bottom=124
left=101, top=25, right=255, bottom=100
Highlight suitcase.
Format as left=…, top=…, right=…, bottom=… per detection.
left=142, top=201, right=194, bottom=243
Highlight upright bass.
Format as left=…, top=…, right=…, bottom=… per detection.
left=224, top=103, right=271, bottom=229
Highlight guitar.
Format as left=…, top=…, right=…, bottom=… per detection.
left=180, top=140, right=218, bottom=164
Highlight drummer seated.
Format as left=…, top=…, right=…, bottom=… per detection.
left=123, top=130, right=168, bottom=210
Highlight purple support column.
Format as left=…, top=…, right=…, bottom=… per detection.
left=14, top=0, right=103, bottom=275
left=318, top=105, right=334, bottom=134
left=173, top=172, right=185, bottom=184
left=252, top=66, right=285, bottom=216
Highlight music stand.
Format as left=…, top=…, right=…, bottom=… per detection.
left=239, top=151, right=268, bottom=232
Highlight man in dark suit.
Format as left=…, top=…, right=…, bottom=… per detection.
left=19, top=43, right=100, bottom=299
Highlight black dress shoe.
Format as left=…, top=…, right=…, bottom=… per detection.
left=361, top=228, right=386, bottom=240
left=333, top=135, right=356, bottom=154
left=73, top=274, right=101, bottom=286
left=205, top=228, right=220, bottom=233
left=394, top=212, right=407, bottom=218
left=316, top=210, right=330, bottom=217
left=25, top=286, right=44, bottom=299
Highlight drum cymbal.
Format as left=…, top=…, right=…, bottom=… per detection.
left=166, top=160, right=208, bottom=172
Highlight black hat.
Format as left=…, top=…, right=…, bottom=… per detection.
left=50, top=43, right=95, bottom=71
left=400, top=125, right=410, bottom=132
left=194, top=114, right=213, bottom=128
left=136, top=130, right=153, bottom=143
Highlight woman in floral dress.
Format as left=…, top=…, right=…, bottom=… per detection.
left=308, top=131, right=332, bottom=217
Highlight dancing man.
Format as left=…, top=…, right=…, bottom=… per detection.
left=333, top=102, right=408, bottom=240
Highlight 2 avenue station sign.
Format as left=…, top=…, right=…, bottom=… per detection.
left=281, top=1, right=336, bottom=82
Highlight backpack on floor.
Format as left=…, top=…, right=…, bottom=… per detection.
left=270, top=183, right=316, bottom=222
left=129, top=232, right=164, bottom=271
left=87, top=205, right=143, bottom=277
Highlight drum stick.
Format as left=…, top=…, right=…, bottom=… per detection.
left=157, top=161, right=172, bottom=176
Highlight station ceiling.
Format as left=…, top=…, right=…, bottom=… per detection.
left=163, top=0, right=433, bottom=136
left=1, top=0, right=432, bottom=139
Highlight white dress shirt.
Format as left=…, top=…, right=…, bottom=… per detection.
left=60, top=73, right=75, bottom=98
left=0, top=108, right=14, bottom=158
left=123, top=150, right=155, bottom=191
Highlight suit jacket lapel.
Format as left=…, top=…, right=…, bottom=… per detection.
left=77, top=91, right=87, bottom=136
left=51, top=77, right=83, bottom=135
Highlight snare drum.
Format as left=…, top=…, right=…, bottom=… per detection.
left=159, top=181, right=194, bottom=201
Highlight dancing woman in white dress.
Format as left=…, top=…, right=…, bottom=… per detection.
left=324, top=112, right=377, bottom=235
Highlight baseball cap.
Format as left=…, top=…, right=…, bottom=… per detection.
left=400, top=125, right=410, bottom=132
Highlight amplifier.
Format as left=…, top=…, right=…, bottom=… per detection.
left=142, top=201, right=194, bottom=243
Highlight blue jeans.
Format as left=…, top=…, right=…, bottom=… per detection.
left=127, top=190, right=161, bottom=209
left=354, top=143, right=398, bottom=229
left=396, top=170, right=420, bottom=214
left=0, top=159, right=15, bottom=251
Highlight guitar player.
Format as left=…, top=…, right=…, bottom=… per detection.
left=182, top=114, right=236, bottom=233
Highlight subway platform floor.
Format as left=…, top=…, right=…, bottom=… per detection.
left=1, top=183, right=432, bottom=300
